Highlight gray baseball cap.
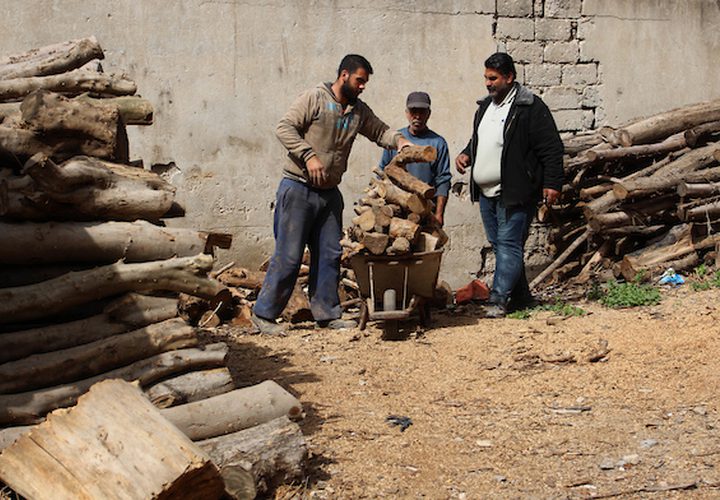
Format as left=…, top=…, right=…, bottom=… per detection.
left=406, top=91, right=431, bottom=109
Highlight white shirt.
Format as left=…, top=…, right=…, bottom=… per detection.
left=472, top=86, right=517, bottom=197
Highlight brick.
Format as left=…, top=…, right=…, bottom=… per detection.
left=506, top=41, right=543, bottom=63
left=545, top=0, right=582, bottom=18
left=562, top=63, right=598, bottom=86
left=582, top=86, right=601, bottom=108
left=576, top=19, right=596, bottom=40
left=524, top=63, right=562, bottom=86
left=516, top=64, right=526, bottom=84
left=578, top=40, right=597, bottom=62
left=544, top=41, right=579, bottom=63
left=535, top=18, right=572, bottom=41
left=497, top=0, right=534, bottom=17
left=496, top=17, right=535, bottom=41
left=552, top=108, right=591, bottom=132
left=541, top=86, right=581, bottom=109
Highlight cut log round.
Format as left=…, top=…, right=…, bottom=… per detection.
left=387, top=236, right=411, bottom=254
left=161, top=380, right=303, bottom=441
left=198, top=416, right=307, bottom=499
left=0, top=318, right=198, bottom=394
left=684, top=120, right=720, bottom=147
left=362, top=232, right=390, bottom=255
left=146, top=367, right=235, bottom=409
left=0, top=253, right=225, bottom=324
left=0, top=37, right=105, bottom=80
left=0, top=293, right=178, bottom=364
left=0, top=343, right=228, bottom=425
left=0, top=380, right=225, bottom=500
left=389, top=217, right=420, bottom=243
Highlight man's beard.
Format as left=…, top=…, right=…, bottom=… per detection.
left=340, top=81, right=359, bottom=104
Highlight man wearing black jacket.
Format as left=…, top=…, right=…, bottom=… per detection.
left=455, top=52, right=563, bottom=318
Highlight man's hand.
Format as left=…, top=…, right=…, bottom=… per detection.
left=397, top=137, right=413, bottom=151
left=306, top=156, right=328, bottom=186
left=543, top=188, right=560, bottom=206
left=433, top=211, right=444, bottom=227
left=455, top=153, right=470, bottom=174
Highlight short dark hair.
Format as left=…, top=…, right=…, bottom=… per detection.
left=338, top=54, right=373, bottom=77
left=485, top=52, right=516, bottom=79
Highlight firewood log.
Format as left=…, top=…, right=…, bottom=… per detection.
left=0, top=293, right=178, bottom=364
left=387, top=236, right=410, bottom=254
left=618, top=224, right=695, bottom=281
left=0, top=380, right=225, bottom=500
left=161, top=380, right=303, bottom=441
left=0, top=253, right=225, bottom=324
left=384, top=163, right=435, bottom=199
left=217, top=267, right=266, bottom=290
left=389, top=217, right=420, bottom=243
left=281, top=284, right=313, bottom=323
left=145, top=367, right=235, bottom=409
left=362, top=232, right=389, bottom=255
left=0, top=318, right=198, bottom=394
left=198, top=416, right=307, bottom=500
left=387, top=144, right=437, bottom=166
left=75, top=93, right=153, bottom=125
left=16, top=154, right=175, bottom=221
left=678, top=182, right=720, bottom=197
left=0, top=37, right=105, bottom=80
left=0, top=125, right=113, bottom=162
left=0, top=343, right=228, bottom=425
left=0, top=220, right=224, bottom=265
left=610, top=98, right=720, bottom=146
left=370, top=177, right=429, bottom=215
left=684, top=120, right=720, bottom=147
left=0, top=68, right=136, bottom=102
left=585, top=132, right=687, bottom=163
left=563, top=132, right=605, bottom=155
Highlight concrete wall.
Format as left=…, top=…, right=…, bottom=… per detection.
left=2, top=0, right=719, bottom=287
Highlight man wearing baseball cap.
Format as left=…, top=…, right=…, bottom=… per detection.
left=379, top=91, right=451, bottom=225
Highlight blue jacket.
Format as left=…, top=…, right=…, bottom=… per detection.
left=461, top=83, right=564, bottom=205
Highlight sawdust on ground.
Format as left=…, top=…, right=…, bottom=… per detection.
left=212, top=285, right=720, bottom=499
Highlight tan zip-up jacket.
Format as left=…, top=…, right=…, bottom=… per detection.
left=276, top=82, right=401, bottom=188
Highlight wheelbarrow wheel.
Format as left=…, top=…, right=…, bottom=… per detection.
left=358, top=300, right=369, bottom=331
left=382, top=319, right=402, bottom=340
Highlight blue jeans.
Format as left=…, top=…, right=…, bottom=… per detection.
left=254, top=178, right=344, bottom=322
left=479, top=195, right=536, bottom=306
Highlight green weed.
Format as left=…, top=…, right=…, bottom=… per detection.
left=599, top=280, right=661, bottom=308
left=506, top=301, right=587, bottom=320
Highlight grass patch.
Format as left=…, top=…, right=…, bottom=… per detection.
left=598, top=280, right=661, bottom=308
left=689, top=265, right=720, bottom=291
left=506, top=301, right=587, bottom=319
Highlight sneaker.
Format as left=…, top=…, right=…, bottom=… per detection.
left=317, top=318, right=358, bottom=330
left=251, top=311, right=285, bottom=335
left=483, top=303, right=507, bottom=319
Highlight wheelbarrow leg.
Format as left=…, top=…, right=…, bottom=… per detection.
left=418, top=298, right=432, bottom=327
left=382, top=319, right=402, bottom=340
left=358, top=299, right=369, bottom=331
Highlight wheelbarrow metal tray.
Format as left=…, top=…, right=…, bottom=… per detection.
left=350, top=250, right=443, bottom=301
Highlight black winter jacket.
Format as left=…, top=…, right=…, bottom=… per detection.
left=461, top=83, right=564, bottom=206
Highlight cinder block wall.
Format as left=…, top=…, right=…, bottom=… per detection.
left=1, top=0, right=719, bottom=288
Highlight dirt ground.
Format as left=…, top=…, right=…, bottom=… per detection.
left=212, top=285, right=720, bottom=499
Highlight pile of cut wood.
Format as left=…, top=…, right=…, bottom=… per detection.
left=342, top=145, right=448, bottom=257
left=0, top=38, right=307, bottom=498
left=532, top=99, right=720, bottom=288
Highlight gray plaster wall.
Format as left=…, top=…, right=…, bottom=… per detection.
left=2, top=0, right=720, bottom=288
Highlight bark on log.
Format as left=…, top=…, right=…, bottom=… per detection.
left=75, top=93, right=154, bottom=125
left=0, top=37, right=105, bottom=80
left=619, top=224, right=694, bottom=281
left=612, top=143, right=720, bottom=200
left=281, top=284, right=313, bottom=323
left=18, top=154, right=175, bottom=221
left=0, top=343, right=228, bottom=426
left=0, top=293, right=178, bottom=364
left=370, top=177, right=428, bottom=214
left=678, top=199, right=720, bottom=221
left=585, top=132, right=687, bottom=162
left=530, top=230, right=589, bottom=289
left=387, top=236, right=411, bottom=254
left=146, top=367, right=235, bottom=409
left=198, top=416, right=307, bottom=499
left=0, top=220, right=222, bottom=265
left=0, top=380, right=225, bottom=500
left=684, top=120, right=720, bottom=147
left=612, top=98, right=720, bottom=146
left=161, top=380, right=303, bottom=441
left=0, top=125, right=114, bottom=162
left=677, top=182, right=720, bottom=198
left=387, top=144, right=437, bottom=167
left=0, top=253, right=224, bottom=324
left=0, top=69, right=136, bottom=102
left=563, top=132, right=605, bottom=155
left=217, top=267, right=266, bottom=290
left=384, top=163, right=435, bottom=199
left=0, top=318, right=197, bottom=394
left=389, top=217, right=420, bottom=243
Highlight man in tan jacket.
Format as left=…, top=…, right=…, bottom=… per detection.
left=252, top=54, right=412, bottom=333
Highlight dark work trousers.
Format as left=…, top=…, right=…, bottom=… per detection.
left=254, top=178, right=344, bottom=322
left=479, top=195, right=536, bottom=307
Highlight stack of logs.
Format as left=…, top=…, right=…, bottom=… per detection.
left=342, top=145, right=448, bottom=257
left=0, top=38, right=307, bottom=498
left=532, top=98, right=720, bottom=288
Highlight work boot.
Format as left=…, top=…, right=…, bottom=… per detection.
left=508, top=294, right=540, bottom=312
left=251, top=311, right=285, bottom=335
left=317, top=318, right=358, bottom=330
left=483, top=303, right=507, bottom=319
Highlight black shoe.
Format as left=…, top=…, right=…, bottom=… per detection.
left=508, top=295, right=540, bottom=312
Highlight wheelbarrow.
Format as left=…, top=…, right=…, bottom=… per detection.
left=350, top=249, right=443, bottom=339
